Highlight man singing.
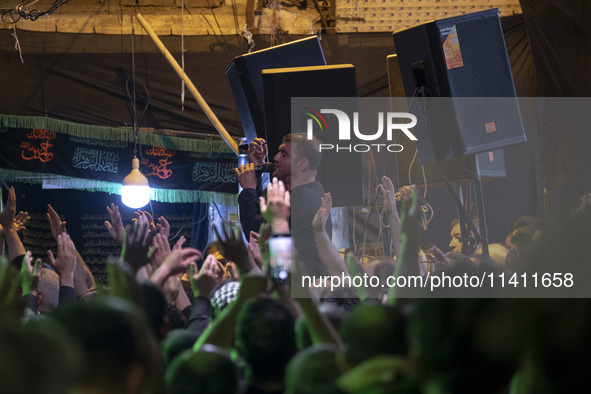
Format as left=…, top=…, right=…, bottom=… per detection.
left=234, top=133, right=330, bottom=276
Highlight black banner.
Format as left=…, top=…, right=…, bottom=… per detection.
left=0, top=125, right=238, bottom=200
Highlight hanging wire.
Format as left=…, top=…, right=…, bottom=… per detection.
left=130, top=15, right=138, bottom=156
left=354, top=86, right=419, bottom=256
left=128, top=13, right=156, bottom=219
left=2, top=7, right=20, bottom=24
left=240, top=24, right=255, bottom=52
left=16, top=0, right=69, bottom=21
left=11, top=24, right=24, bottom=63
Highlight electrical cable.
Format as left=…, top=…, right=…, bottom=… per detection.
left=16, top=0, right=69, bottom=21
left=354, top=87, right=419, bottom=256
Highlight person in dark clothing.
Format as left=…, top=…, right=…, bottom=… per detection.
left=235, top=133, right=330, bottom=275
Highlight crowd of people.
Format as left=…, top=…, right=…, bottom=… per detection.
left=1, top=134, right=590, bottom=393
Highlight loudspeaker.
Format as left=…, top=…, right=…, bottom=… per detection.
left=225, top=36, right=326, bottom=144
left=386, top=53, right=506, bottom=188
left=261, top=64, right=363, bottom=207
left=392, top=9, right=526, bottom=163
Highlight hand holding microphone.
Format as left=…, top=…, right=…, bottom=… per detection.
left=234, top=163, right=258, bottom=189
left=233, top=159, right=274, bottom=190
left=247, top=138, right=268, bottom=165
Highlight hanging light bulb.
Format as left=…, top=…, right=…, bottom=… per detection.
left=121, top=156, right=150, bottom=208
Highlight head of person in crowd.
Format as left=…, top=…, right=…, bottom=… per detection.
left=445, top=252, right=477, bottom=270
left=274, top=133, right=323, bottom=190
left=338, top=303, right=407, bottom=371
left=319, top=287, right=361, bottom=311
left=285, top=344, right=343, bottom=394
left=410, top=297, right=522, bottom=394
left=137, top=280, right=170, bottom=342
left=504, top=216, right=541, bottom=250
left=51, top=296, right=164, bottom=394
left=235, top=296, right=297, bottom=388
left=504, top=216, right=542, bottom=271
left=449, top=218, right=480, bottom=254
left=471, top=243, right=509, bottom=270
left=161, top=329, right=202, bottom=367
left=364, top=256, right=396, bottom=299
left=295, top=302, right=348, bottom=351
left=210, top=279, right=241, bottom=319
left=507, top=216, right=541, bottom=253
left=0, top=318, right=81, bottom=394
left=165, top=345, right=240, bottom=394
left=37, top=265, right=60, bottom=313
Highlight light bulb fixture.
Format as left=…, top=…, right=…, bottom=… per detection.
left=121, top=156, right=150, bottom=208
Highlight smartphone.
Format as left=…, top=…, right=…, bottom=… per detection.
left=269, top=235, right=292, bottom=285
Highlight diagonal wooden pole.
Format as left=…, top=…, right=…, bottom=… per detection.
left=136, top=13, right=239, bottom=155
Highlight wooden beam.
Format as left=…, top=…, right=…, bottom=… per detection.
left=136, top=13, right=239, bottom=155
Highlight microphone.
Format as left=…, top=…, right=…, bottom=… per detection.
left=255, top=162, right=275, bottom=173
left=229, top=162, right=275, bottom=175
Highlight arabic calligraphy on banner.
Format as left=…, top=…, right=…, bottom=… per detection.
left=20, top=129, right=57, bottom=163
left=143, top=146, right=175, bottom=179
left=72, top=147, right=120, bottom=173
left=1, top=126, right=238, bottom=195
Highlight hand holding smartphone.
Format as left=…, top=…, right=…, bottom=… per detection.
left=269, top=234, right=292, bottom=285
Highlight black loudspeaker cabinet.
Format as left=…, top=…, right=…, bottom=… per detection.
left=261, top=64, right=363, bottom=207
left=386, top=54, right=506, bottom=188
left=225, top=36, right=326, bottom=144
left=392, top=8, right=526, bottom=163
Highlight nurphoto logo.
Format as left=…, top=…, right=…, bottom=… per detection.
left=304, top=108, right=418, bottom=153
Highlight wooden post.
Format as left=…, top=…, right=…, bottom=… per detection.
left=136, top=13, right=239, bottom=155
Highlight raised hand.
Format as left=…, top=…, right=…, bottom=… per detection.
left=0, top=187, right=26, bottom=261
left=378, top=176, right=399, bottom=217
left=0, top=187, right=16, bottom=232
left=260, top=177, right=290, bottom=234
left=157, top=216, right=171, bottom=238
left=400, top=186, right=420, bottom=236
left=151, top=233, right=172, bottom=268
left=20, top=251, right=40, bottom=296
left=214, top=223, right=253, bottom=275
left=388, top=186, right=420, bottom=304
left=257, top=223, right=272, bottom=272
left=120, top=215, right=157, bottom=273
left=151, top=247, right=202, bottom=287
left=47, top=204, right=67, bottom=241
left=104, top=203, right=125, bottom=244
left=378, top=176, right=402, bottom=256
left=312, top=192, right=332, bottom=233
left=134, top=210, right=155, bottom=229
left=48, top=233, right=77, bottom=287
left=172, top=235, right=186, bottom=251
left=247, top=231, right=264, bottom=270
left=247, top=137, right=268, bottom=165
left=190, top=255, right=222, bottom=299
left=0, top=210, right=29, bottom=238
left=14, top=211, right=30, bottom=233
left=425, top=245, right=451, bottom=274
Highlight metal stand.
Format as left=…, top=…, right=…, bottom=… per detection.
left=441, top=156, right=489, bottom=256
left=417, top=89, right=489, bottom=255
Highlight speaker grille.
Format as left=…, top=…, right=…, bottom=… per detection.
left=439, top=14, right=515, bottom=98
left=435, top=11, right=526, bottom=154
left=393, top=9, right=526, bottom=160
